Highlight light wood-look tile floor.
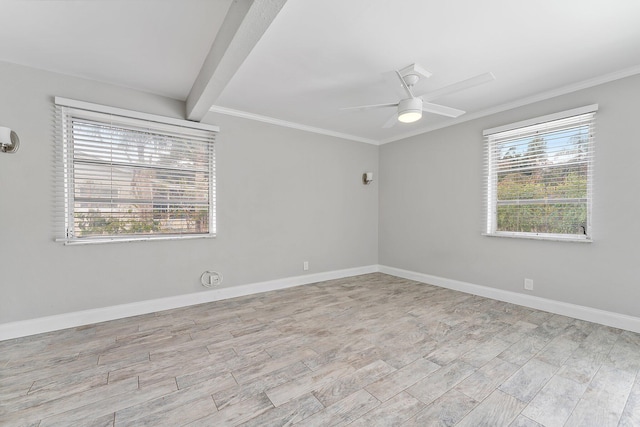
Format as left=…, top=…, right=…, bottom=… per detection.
left=2, top=273, right=640, bottom=426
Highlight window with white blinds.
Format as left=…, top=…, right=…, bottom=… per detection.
left=483, top=105, right=596, bottom=241
left=54, top=98, right=217, bottom=244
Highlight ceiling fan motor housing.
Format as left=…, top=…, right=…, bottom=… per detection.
left=397, top=98, right=422, bottom=123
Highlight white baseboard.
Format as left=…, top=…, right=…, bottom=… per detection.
left=4, top=264, right=639, bottom=340
left=0, top=265, right=378, bottom=341
left=378, top=265, right=640, bottom=334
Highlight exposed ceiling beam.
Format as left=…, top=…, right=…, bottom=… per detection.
left=186, top=0, right=287, bottom=121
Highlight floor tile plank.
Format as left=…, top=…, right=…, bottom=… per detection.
left=312, top=359, right=395, bottom=407
left=455, top=389, right=526, bottom=427
left=296, top=389, right=379, bottom=427
left=406, top=360, right=476, bottom=405
left=455, top=357, right=519, bottom=401
left=348, top=391, right=424, bottom=426
left=265, top=361, right=355, bottom=407
left=365, top=357, right=440, bottom=402
left=37, top=378, right=176, bottom=427
left=184, top=393, right=273, bottom=426
left=238, top=393, right=323, bottom=426
left=520, top=374, right=587, bottom=427
left=403, top=389, right=477, bottom=427
left=499, top=358, right=557, bottom=403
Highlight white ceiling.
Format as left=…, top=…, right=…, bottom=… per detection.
left=2, top=0, right=640, bottom=144
left=0, top=0, right=232, bottom=99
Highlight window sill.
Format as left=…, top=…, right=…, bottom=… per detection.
left=56, top=233, right=216, bottom=246
left=482, top=232, right=592, bottom=243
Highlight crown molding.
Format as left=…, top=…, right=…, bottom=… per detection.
left=209, top=65, right=640, bottom=146
left=208, top=105, right=380, bottom=145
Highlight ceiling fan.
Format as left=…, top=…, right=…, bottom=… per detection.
left=342, top=64, right=495, bottom=128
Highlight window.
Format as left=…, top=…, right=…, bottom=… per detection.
left=55, top=97, right=218, bottom=244
left=483, top=105, right=596, bottom=241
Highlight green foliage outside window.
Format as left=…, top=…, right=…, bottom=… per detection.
left=494, top=134, right=589, bottom=235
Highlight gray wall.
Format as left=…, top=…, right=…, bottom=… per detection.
left=0, top=61, right=379, bottom=323
left=379, top=73, right=640, bottom=317
left=2, top=58, right=639, bottom=325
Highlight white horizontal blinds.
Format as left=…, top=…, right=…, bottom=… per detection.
left=57, top=103, right=216, bottom=241
left=53, top=104, right=70, bottom=241
left=209, top=134, right=217, bottom=236
left=484, top=107, right=596, bottom=239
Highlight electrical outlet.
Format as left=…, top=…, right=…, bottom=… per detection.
left=303, top=261, right=309, bottom=271
left=524, top=278, right=534, bottom=291
left=210, top=273, right=222, bottom=286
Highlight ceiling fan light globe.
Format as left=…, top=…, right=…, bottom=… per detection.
left=397, top=98, right=423, bottom=123
left=398, top=110, right=422, bottom=123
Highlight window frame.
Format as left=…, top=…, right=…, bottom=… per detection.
left=483, top=105, right=597, bottom=242
left=54, top=97, right=219, bottom=245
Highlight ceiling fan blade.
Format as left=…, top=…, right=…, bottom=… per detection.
left=395, top=70, right=415, bottom=98
left=382, top=113, right=398, bottom=128
left=421, top=101, right=465, bottom=118
left=340, top=102, right=398, bottom=112
left=418, top=72, right=495, bottom=101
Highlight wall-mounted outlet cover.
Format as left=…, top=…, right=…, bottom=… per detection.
left=524, top=278, right=534, bottom=291
left=201, top=271, right=223, bottom=288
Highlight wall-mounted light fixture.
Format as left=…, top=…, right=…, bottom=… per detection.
left=362, top=172, right=373, bottom=185
left=0, top=127, right=19, bottom=153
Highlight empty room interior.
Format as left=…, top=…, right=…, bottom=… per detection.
left=2, top=0, right=640, bottom=425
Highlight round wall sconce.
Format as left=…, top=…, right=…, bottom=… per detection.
left=0, top=127, right=19, bottom=153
